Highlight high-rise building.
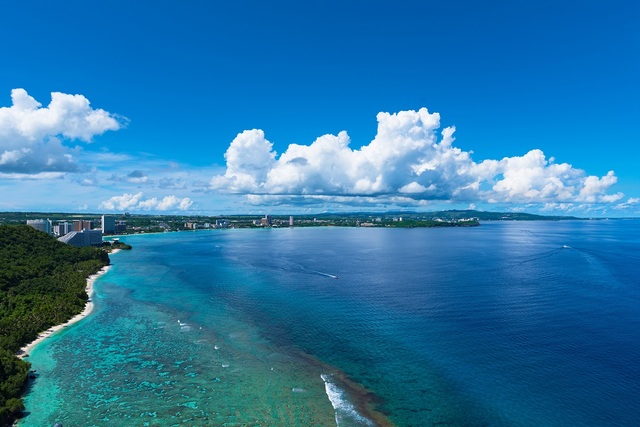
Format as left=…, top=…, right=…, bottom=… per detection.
left=101, top=215, right=116, bottom=234
left=289, top=216, right=294, bottom=226
left=73, top=220, right=92, bottom=231
left=261, top=214, right=272, bottom=226
left=56, top=221, right=73, bottom=237
left=26, top=219, right=52, bottom=234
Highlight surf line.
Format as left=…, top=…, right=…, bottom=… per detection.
left=321, top=374, right=374, bottom=426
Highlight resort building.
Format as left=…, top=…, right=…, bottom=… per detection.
left=116, top=220, right=127, bottom=233
left=73, top=219, right=93, bottom=231
left=58, top=229, right=103, bottom=247
left=26, top=219, right=53, bottom=234
left=215, top=219, right=229, bottom=228
left=102, top=215, right=116, bottom=234
left=261, top=214, right=272, bottom=226
left=56, top=221, right=74, bottom=237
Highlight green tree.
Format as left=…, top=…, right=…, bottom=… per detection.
left=0, top=225, right=109, bottom=425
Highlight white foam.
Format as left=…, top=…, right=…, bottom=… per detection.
left=321, top=374, right=374, bottom=426
left=313, top=270, right=339, bottom=279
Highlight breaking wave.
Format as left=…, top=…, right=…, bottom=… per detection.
left=321, top=374, right=374, bottom=427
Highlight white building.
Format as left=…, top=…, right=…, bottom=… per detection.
left=215, top=219, right=229, bottom=228
left=26, top=219, right=52, bottom=234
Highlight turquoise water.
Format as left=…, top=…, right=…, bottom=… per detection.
left=20, top=221, right=640, bottom=426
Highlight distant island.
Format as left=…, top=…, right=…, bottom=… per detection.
left=0, top=210, right=582, bottom=235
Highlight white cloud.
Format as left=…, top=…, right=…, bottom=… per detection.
left=541, top=203, right=575, bottom=212
left=490, top=150, right=622, bottom=203
left=99, top=192, right=193, bottom=212
left=0, top=88, right=125, bottom=175
left=0, top=171, right=66, bottom=180
left=178, top=197, right=193, bottom=210
left=156, top=195, right=179, bottom=210
left=99, top=192, right=145, bottom=210
left=614, top=197, right=640, bottom=210
left=578, top=171, right=622, bottom=203
left=209, top=129, right=276, bottom=192
left=210, top=108, right=623, bottom=207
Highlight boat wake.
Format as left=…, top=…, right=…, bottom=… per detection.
left=312, top=270, right=339, bottom=279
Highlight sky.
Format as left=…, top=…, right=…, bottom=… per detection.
left=0, top=0, right=639, bottom=217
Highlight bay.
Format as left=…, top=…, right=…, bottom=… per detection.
left=20, top=220, right=640, bottom=426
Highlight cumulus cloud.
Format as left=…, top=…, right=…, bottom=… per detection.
left=99, top=192, right=144, bottom=210
left=0, top=88, right=124, bottom=175
left=490, top=150, right=623, bottom=204
left=210, top=108, right=622, bottom=207
left=99, top=192, right=193, bottom=211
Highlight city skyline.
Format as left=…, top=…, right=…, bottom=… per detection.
left=1, top=1, right=639, bottom=217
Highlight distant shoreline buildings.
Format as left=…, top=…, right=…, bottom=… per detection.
left=20, top=211, right=484, bottom=239
left=26, top=215, right=125, bottom=247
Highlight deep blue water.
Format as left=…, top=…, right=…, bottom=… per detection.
left=21, top=220, right=640, bottom=426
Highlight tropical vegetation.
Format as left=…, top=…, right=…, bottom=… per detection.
left=0, top=225, right=109, bottom=425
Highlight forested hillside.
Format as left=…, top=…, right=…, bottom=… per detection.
left=0, top=225, right=109, bottom=425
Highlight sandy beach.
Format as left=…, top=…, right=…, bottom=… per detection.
left=16, top=263, right=113, bottom=359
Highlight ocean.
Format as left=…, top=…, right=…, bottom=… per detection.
left=19, top=220, right=640, bottom=426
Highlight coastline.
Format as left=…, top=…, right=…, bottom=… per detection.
left=16, top=251, right=118, bottom=359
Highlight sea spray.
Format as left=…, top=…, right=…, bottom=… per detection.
left=322, top=374, right=374, bottom=427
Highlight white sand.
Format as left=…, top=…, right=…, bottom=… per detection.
left=16, top=261, right=115, bottom=359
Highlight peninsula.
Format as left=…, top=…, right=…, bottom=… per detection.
left=0, top=225, right=109, bottom=426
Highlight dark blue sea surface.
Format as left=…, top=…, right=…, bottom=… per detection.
left=21, top=220, right=640, bottom=426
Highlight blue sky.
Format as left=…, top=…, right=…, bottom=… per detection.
left=1, top=0, right=638, bottom=216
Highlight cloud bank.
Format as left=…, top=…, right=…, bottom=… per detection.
left=99, top=192, right=193, bottom=211
left=0, top=88, right=124, bottom=175
left=210, top=108, right=622, bottom=207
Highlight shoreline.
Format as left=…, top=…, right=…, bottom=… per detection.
left=16, top=251, right=119, bottom=359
